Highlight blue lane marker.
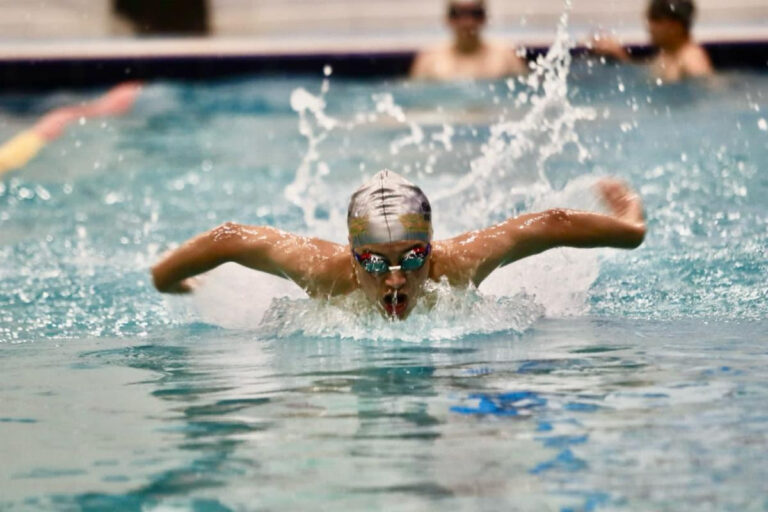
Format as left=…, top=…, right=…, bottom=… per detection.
left=563, top=402, right=600, bottom=413
left=450, top=391, right=547, bottom=416
left=529, top=449, right=587, bottom=475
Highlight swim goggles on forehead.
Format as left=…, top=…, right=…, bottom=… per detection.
left=353, top=244, right=431, bottom=276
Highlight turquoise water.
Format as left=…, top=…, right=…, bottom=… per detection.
left=1, top=57, right=767, bottom=510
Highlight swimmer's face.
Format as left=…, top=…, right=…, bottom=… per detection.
left=448, top=1, right=486, bottom=40
left=646, top=16, right=685, bottom=47
left=350, top=240, right=432, bottom=320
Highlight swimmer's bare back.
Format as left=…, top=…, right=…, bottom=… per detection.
left=152, top=179, right=645, bottom=296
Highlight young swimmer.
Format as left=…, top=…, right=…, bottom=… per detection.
left=0, top=82, right=142, bottom=176
left=152, top=170, right=646, bottom=320
left=411, top=0, right=527, bottom=81
left=591, top=0, right=713, bottom=82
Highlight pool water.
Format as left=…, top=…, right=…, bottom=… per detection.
left=1, top=40, right=767, bottom=511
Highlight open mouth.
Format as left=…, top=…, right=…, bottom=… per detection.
left=382, top=292, right=408, bottom=318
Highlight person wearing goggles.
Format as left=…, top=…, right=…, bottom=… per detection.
left=589, top=0, right=712, bottom=82
left=152, top=170, right=646, bottom=320
left=411, top=0, right=527, bottom=81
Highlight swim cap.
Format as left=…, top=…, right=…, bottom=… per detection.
left=347, top=170, right=432, bottom=248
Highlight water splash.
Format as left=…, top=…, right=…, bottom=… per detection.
left=258, top=280, right=543, bottom=342
left=434, top=6, right=597, bottom=229
left=283, top=87, right=342, bottom=239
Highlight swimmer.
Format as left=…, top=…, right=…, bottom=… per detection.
left=590, top=0, right=713, bottom=82
left=411, top=0, right=528, bottom=81
left=152, top=170, right=646, bottom=320
left=0, top=82, right=142, bottom=176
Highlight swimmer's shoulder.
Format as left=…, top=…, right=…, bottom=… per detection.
left=417, top=42, right=454, bottom=58
left=484, top=40, right=528, bottom=75
left=428, top=239, right=477, bottom=287
left=680, top=42, right=713, bottom=77
left=304, top=243, right=358, bottom=298
left=411, top=43, right=454, bottom=79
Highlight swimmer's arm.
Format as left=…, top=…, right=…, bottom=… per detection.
left=151, top=223, right=353, bottom=296
left=442, top=179, right=646, bottom=286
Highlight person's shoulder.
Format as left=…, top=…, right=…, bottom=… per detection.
left=484, top=39, right=522, bottom=56
left=681, top=42, right=709, bottom=59
left=307, top=245, right=357, bottom=296
left=485, top=40, right=528, bottom=72
left=411, top=43, right=453, bottom=79
left=415, top=42, right=453, bottom=59
left=428, top=238, right=480, bottom=287
left=680, top=42, right=713, bottom=76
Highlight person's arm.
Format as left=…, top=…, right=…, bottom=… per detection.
left=589, top=35, right=632, bottom=63
left=435, top=179, right=646, bottom=286
left=151, top=223, right=355, bottom=297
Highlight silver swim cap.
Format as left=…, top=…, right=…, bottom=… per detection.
left=348, top=170, right=432, bottom=248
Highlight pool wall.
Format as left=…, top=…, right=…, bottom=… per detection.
left=0, top=40, right=766, bottom=90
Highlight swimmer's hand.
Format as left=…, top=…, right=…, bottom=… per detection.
left=152, top=261, right=197, bottom=294
left=596, top=178, right=645, bottom=228
left=161, top=278, right=198, bottom=294
left=439, top=177, right=647, bottom=287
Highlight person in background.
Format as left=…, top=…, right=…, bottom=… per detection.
left=411, top=0, right=528, bottom=81
left=0, top=82, right=142, bottom=177
left=591, top=0, right=713, bottom=82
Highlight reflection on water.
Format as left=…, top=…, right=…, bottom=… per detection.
left=3, top=319, right=766, bottom=510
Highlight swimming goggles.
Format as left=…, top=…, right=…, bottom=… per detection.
left=353, top=244, right=431, bottom=276
left=448, top=5, right=486, bottom=21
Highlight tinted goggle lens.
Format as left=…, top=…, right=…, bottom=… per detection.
left=355, top=245, right=431, bottom=275
left=362, top=255, right=390, bottom=275
left=400, top=248, right=429, bottom=271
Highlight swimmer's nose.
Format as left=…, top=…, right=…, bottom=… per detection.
left=384, top=269, right=406, bottom=289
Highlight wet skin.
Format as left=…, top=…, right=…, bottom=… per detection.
left=152, top=179, right=646, bottom=321
left=350, top=240, right=431, bottom=320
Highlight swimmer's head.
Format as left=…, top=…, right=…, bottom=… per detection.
left=647, top=0, right=696, bottom=36
left=446, top=0, right=487, bottom=42
left=347, top=170, right=432, bottom=248
left=348, top=170, right=433, bottom=320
